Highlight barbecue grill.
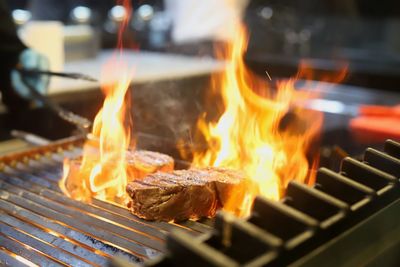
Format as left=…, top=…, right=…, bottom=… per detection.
left=0, top=136, right=399, bottom=266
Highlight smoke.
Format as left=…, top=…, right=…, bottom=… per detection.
left=130, top=74, right=213, bottom=147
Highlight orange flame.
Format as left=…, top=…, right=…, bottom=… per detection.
left=189, top=25, right=328, bottom=216
left=59, top=0, right=133, bottom=205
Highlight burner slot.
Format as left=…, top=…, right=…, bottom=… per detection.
left=384, top=139, right=400, bottom=159
left=364, top=148, right=400, bottom=178
left=205, top=211, right=280, bottom=264
left=249, top=196, right=317, bottom=248
left=167, top=230, right=240, bottom=267
left=284, top=181, right=348, bottom=228
left=315, top=168, right=374, bottom=210
left=341, top=157, right=397, bottom=194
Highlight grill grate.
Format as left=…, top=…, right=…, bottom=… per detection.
left=0, top=137, right=399, bottom=266
left=132, top=139, right=400, bottom=267
left=0, top=137, right=213, bottom=266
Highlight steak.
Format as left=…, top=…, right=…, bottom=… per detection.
left=126, top=168, right=253, bottom=221
left=62, top=150, right=174, bottom=201
left=126, top=150, right=174, bottom=179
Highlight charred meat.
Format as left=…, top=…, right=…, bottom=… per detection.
left=126, top=168, right=253, bottom=221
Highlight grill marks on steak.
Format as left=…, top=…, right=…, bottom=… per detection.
left=126, top=168, right=251, bottom=221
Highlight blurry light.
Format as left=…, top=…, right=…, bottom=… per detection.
left=109, top=5, right=127, bottom=22
left=299, top=29, right=311, bottom=42
left=150, top=12, right=170, bottom=31
left=285, top=31, right=298, bottom=44
left=137, top=4, right=154, bottom=21
left=71, top=6, right=92, bottom=24
left=259, top=7, right=273, bottom=20
left=303, top=99, right=357, bottom=115
left=12, top=9, right=31, bottom=25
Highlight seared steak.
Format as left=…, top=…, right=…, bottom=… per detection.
left=126, top=150, right=174, bottom=179
left=62, top=150, right=174, bottom=201
left=126, top=168, right=252, bottom=221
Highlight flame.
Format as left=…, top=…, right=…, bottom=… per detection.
left=189, top=25, right=333, bottom=216
left=59, top=0, right=133, bottom=205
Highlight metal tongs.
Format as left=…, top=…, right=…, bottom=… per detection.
left=18, top=68, right=97, bottom=133
left=18, top=69, right=98, bottom=83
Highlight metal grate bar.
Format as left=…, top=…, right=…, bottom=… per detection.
left=249, top=196, right=317, bottom=244
left=6, top=146, right=212, bottom=235
left=0, top=234, right=63, bottom=266
left=6, top=168, right=60, bottom=192
left=210, top=212, right=280, bottom=264
left=0, top=189, right=153, bottom=258
left=0, top=137, right=216, bottom=265
left=0, top=177, right=168, bottom=247
left=364, top=148, right=400, bottom=178
left=0, top=212, right=108, bottom=266
left=315, top=168, right=374, bottom=211
left=175, top=220, right=213, bottom=234
left=90, top=199, right=204, bottom=235
left=6, top=154, right=212, bottom=237
left=0, top=221, right=93, bottom=267
left=384, top=139, right=400, bottom=158
left=284, top=181, right=348, bottom=228
left=0, top=198, right=135, bottom=262
left=341, top=157, right=397, bottom=193
left=0, top=172, right=202, bottom=250
left=0, top=248, right=32, bottom=267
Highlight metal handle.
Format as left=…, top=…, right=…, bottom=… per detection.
left=17, top=68, right=98, bottom=82
left=20, top=76, right=92, bottom=133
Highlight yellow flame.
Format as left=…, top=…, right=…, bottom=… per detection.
left=59, top=0, right=133, bottom=205
left=190, top=25, right=325, bottom=216
left=58, top=57, right=132, bottom=205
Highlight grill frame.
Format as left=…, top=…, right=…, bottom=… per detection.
left=137, top=139, right=400, bottom=267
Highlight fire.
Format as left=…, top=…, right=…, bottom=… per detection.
left=59, top=0, right=133, bottom=205
left=189, top=25, right=326, bottom=216
left=59, top=56, right=132, bottom=205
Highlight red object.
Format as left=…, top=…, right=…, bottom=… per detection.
left=350, top=104, right=400, bottom=143
left=358, top=104, right=400, bottom=117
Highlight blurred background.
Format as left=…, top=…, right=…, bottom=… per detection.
left=1, top=0, right=400, bottom=166
left=7, top=0, right=400, bottom=88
